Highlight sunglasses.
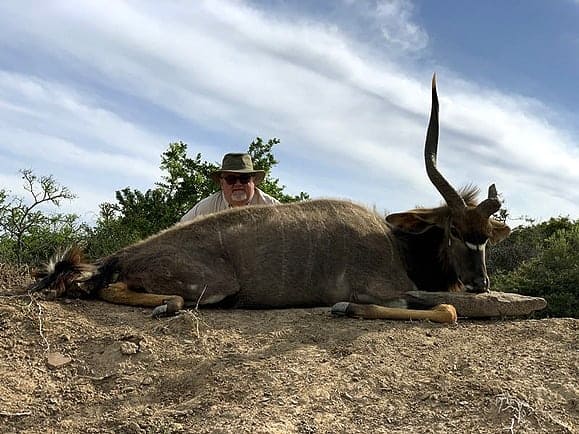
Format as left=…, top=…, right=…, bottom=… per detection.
left=222, top=174, right=253, bottom=185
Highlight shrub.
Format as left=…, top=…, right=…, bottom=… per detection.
left=492, top=225, right=579, bottom=318
left=487, top=217, right=576, bottom=275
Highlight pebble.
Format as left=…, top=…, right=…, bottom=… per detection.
left=120, top=342, right=139, bottom=355
left=47, top=352, right=72, bottom=368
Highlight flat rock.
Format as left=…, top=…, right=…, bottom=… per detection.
left=404, top=291, right=547, bottom=318
left=47, top=352, right=72, bottom=368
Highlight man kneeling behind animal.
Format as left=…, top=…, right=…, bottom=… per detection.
left=29, top=76, right=510, bottom=324
left=180, top=152, right=280, bottom=221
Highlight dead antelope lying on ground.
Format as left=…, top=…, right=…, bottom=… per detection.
left=29, top=76, right=510, bottom=324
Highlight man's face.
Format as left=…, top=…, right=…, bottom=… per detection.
left=220, top=172, right=256, bottom=207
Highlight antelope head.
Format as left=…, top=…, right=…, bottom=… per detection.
left=387, top=75, right=511, bottom=293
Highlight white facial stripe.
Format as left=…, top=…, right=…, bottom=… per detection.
left=465, top=241, right=487, bottom=251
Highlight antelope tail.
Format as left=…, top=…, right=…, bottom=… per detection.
left=28, top=246, right=97, bottom=297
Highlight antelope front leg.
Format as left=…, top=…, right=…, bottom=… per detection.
left=331, top=302, right=457, bottom=324
left=97, top=282, right=184, bottom=317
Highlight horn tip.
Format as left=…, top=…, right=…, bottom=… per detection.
left=432, top=73, right=437, bottom=89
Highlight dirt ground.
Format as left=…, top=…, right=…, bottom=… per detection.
left=0, top=264, right=577, bottom=434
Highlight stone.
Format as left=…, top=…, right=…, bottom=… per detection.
left=47, top=352, right=72, bottom=368
left=120, top=341, right=139, bottom=355
left=404, top=291, right=547, bottom=318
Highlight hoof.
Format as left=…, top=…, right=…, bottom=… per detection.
left=331, top=302, right=350, bottom=316
left=152, top=297, right=184, bottom=318
left=151, top=304, right=169, bottom=318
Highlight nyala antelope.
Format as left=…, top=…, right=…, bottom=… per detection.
left=30, top=76, right=510, bottom=324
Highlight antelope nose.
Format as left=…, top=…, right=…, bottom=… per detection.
left=472, top=276, right=489, bottom=293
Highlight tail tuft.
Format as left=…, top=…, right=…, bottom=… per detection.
left=28, top=246, right=96, bottom=298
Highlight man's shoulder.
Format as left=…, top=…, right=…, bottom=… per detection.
left=181, top=192, right=226, bottom=222
left=196, top=191, right=223, bottom=205
left=254, top=189, right=281, bottom=205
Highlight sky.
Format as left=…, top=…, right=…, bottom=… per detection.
left=1, top=0, right=578, bottom=225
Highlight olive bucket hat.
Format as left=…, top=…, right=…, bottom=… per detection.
left=210, top=153, right=266, bottom=185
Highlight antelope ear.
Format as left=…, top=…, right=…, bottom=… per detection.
left=489, top=219, right=511, bottom=244
left=386, top=210, right=442, bottom=234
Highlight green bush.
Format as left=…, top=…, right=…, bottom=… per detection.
left=492, top=225, right=579, bottom=318
left=82, top=217, right=142, bottom=261
left=487, top=217, right=576, bottom=275
left=0, top=170, right=78, bottom=265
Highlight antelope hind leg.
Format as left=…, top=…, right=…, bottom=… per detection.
left=97, top=282, right=184, bottom=317
left=332, top=302, right=457, bottom=324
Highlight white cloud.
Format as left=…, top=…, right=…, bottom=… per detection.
left=375, top=0, right=428, bottom=52
left=0, top=71, right=164, bottom=159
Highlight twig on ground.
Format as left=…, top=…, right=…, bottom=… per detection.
left=194, top=285, right=208, bottom=310
left=0, top=410, right=32, bottom=417
left=495, top=392, right=534, bottom=433
left=76, top=373, right=118, bottom=382
left=25, top=292, right=51, bottom=353
left=0, top=294, right=30, bottom=299
left=192, top=285, right=208, bottom=338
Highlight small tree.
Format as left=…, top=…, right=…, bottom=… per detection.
left=248, top=137, right=309, bottom=203
left=492, top=224, right=579, bottom=318
left=0, top=169, right=80, bottom=264
left=157, top=141, right=220, bottom=219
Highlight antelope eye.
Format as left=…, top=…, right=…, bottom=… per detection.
left=450, top=226, right=462, bottom=239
